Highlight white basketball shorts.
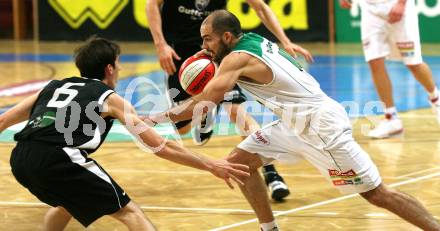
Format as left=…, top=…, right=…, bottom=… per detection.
left=237, top=100, right=382, bottom=194
left=360, top=0, right=422, bottom=64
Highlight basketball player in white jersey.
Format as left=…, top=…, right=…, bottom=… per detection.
left=149, top=10, right=440, bottom=230
left=340, top=0, right=440, bottom=139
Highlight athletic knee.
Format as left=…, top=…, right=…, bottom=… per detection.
left=406, top=63, right=423, bottom=71
left=113, top=202, right=145, bottom=224
left=360, top=184, right=392, bottom=208
left=226, top=148, right=263, bottom=171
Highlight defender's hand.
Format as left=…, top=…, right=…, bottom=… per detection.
left=208, top=159, right=250, bottom=189
left=157, top=44, right=181, bottom=75
left=282, top=42, right=314, bottom=63
left=339, top=0, right=352, bottom=9
left=388, top=2, right=405, bottom=23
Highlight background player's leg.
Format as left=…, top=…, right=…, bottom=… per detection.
left=368, top=57, right=394, bottom=109
left=407, top=63, right=440, bottom=122
left=360, top=183, right=440, bottom=230
left=43, top=206, right=72, bottom=231
left=111, top=201, right=156, bottom=231
left=407, top=63, right=436, bottom=93
left=224, top=103, right=290, bottom=201
left=226, top=148, right=276, bottom=227
left=367, top=57, right=403, bottom=138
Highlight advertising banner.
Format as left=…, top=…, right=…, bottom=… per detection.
left=39, top=0, right=329, bottom=42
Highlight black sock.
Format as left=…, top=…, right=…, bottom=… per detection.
left=263, top=164, right=276, bottom=174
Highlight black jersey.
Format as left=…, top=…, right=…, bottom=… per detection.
left=14, top=77, right=115, bottom=154
left=161, top=0, right=226, bottom=45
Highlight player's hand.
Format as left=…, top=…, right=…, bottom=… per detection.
left=156, top=43, right=181, bottom=75
left=339, top=0, right=352, bottom=9
left=207, top=159, right=250, bottom=189
left=193, top=49, right=213, bottom=59
left=282, top=42, right=314, bottom=63
left=388, top=1, right=405, bottom=24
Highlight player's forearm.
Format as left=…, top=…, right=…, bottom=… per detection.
left=151, top=98, right=210, bottom=124
left=131, top=119, right=213, bottom=171
left=156, top=140, right=214, bottom=171
left=0, top=109, right=28, bottom=133
left=146, top=0, right=167, bottom=47
left=0, top=93, right=39, bottom=132
left=0, top=116, right=7, bottom=133
left=253, top=3, right=292, bottom=46
left=398, top=0, right=407, bottom=4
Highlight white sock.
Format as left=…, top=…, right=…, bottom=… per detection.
left=384, top=107, right=398, bottom=120
left=429, top=87, right=439, bottom=101
left=260, top=221, right=279, bottom=231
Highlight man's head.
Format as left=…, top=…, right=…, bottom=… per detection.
left=74, top=37, right=121, bottom=88
left=201, top=10, right=242, bottom=63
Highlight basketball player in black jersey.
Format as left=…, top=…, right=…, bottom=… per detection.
left=146, top=0, right=313, bottom=201
left=0, top=37, right=249, bottom=230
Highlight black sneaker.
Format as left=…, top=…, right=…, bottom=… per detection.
left=264, top=171, right=290, bottom=202
left=192, top=107, right=216, bottom=145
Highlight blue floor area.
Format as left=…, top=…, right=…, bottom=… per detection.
left=309, top=56, right=440, bottom=115
left=115, top=55, right=440, bottom=123
left=2, top=53, right=440, bottom=123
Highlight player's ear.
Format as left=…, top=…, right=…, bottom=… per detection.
left=105, top=64, right=114, bottom=75
left=223, top=32, right=232, bottom=43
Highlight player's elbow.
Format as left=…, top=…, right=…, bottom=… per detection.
left=0, top=116, right=5, bottom=132
left=153, top=140, right=174, bottom=158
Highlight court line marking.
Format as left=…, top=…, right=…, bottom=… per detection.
left=0, top=166, right=430, bottom=180
left=0, top=201, right=281, bottom=214
left=209, top=171, right=440, bottom=231
left=395, top=166, right=440, bottom=179
left=106, top=166, right=440, bottom=180
left=0, top=170, right=438, bottom=224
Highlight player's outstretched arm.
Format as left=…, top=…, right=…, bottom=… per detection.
left=0, top=91, right=40, bottom=133
left=149, top=53, right=244, bottom=124
left=146, top=0, right=181, bottom=75
left=246, top=0, right=314, bottom=63
left=103, top=93, right=249, bottom=188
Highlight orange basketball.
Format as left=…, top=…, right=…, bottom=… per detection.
left=178, top=55, right=215, bottom=95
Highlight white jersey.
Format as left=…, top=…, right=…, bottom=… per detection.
left=232, top=33, right=331, bottom=124
left=234, top=33, right=382, bottom=195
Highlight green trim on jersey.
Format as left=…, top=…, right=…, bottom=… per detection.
left=232, top=33, right=264, bottom=57
left=278, top=48, right=303, bottom=71
left=233, top=33, right=303, bottom=72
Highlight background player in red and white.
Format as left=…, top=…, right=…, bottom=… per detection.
left=147, top=0, right=313, bottom=202
left=340, top=0, right=440, bottom=139
left=0, top=37, right=249, bottom=231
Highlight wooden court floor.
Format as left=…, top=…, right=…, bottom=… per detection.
left=1, top=41, right=440, bottom=230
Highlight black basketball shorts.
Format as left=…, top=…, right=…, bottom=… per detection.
left=10, top=140, right=130, bottom=227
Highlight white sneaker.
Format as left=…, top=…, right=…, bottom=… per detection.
left=268, top=180, right=290, bottom=201
left=368, top=118, right=403, bottom=139
left=430, top=97, right=440, bottom=124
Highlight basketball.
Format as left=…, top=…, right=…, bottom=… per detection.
left=178, top=55, right=216, bottom=95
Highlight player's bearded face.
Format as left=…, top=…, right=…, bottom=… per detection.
left=214, top=39, right=231, bottom=63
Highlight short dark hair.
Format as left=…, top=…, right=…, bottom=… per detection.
left=208, top=10, right=242, bottom=37
left=74, top=36, right=120, bottom=80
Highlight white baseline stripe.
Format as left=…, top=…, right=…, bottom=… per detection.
left=0, top=201, right=281, bottom=214
left=210, top=171, right=440, bottom=231
left=0, top=167, right=423, bottom=180
left=1, top=172, right=439, bottom=219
